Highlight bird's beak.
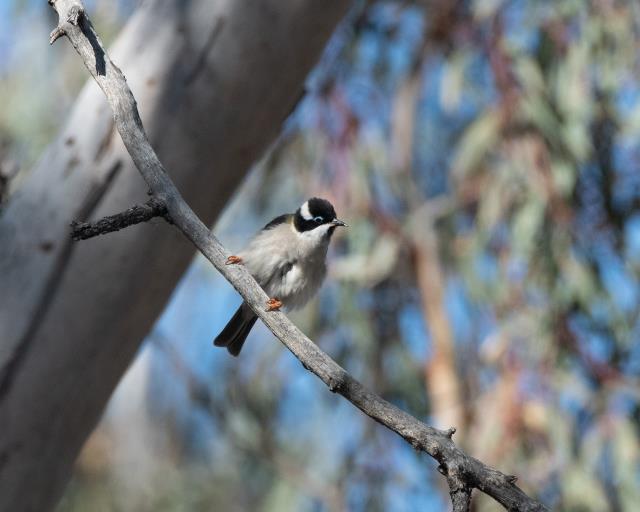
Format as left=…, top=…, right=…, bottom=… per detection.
left=331, top=219, right=348, bottom=227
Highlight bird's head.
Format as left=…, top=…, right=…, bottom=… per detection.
left=293, top=197, right=347, bottom=240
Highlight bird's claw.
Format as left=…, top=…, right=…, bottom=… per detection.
left=265, top=298, right=283, bottom=312
left=225, top=255, right=243, bottom=265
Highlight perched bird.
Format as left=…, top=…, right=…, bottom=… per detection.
left=214, top=197, right=347, bottom=356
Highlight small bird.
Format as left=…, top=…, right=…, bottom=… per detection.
left=214, top=197, right=347, bottom=356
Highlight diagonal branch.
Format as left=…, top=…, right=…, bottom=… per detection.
left=48, top=1, right=548, bottom=510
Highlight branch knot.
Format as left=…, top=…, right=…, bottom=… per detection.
left=67, top=5, right=84, bottom=26
left=49, top=1, right=85, bottom=44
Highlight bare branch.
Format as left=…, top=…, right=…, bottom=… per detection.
left=48, top=1, right=549, bottom=510
left=70, top=198, right=170, bottom=240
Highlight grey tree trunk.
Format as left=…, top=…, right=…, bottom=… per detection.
left=0, top=1, right=348, bottom=510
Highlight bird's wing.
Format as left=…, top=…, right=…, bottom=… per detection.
left=239, top=219, right=296, bottom=288
left=262, top=213, right=292, bottom=231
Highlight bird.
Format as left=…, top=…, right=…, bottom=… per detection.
left=214, top=197, right=347, bottom=356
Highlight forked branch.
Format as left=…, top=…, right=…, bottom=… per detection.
left=47, top=1, right=548, bottom=510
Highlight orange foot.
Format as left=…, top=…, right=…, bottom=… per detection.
left=265, top=298, right=283, bottom=312
left=225, top=255, right=243, bottom=265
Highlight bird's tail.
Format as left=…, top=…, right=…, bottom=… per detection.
left=213, top=302, right=258, bottom=356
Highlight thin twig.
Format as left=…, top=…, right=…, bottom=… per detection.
left=70, top=197, right=170, bottom=240
left=47, top=1, right=548, bottom=510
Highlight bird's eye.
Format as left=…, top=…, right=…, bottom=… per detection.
left=313, top=216, right=323, bottom=224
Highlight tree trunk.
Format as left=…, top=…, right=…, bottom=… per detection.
left=0, top=1, right=348, bottom=510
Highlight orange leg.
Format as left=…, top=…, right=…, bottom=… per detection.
left=225, top=255, right=243, bottom=265
left=265, top=298, right=283, bottom=312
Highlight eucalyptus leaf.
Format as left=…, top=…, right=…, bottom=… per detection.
left=453, top=110, right=502, bottom=179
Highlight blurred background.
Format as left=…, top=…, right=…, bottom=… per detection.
left=2, top=0, right=640, bottom=510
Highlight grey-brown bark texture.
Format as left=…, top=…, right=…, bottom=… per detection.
left=29, top=2, right=550, bottom=511
left=0, top=0, right=348, bottom=510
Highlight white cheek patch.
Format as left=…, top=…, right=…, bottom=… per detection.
left=298, top=223, right=331, bottom=242
left=300, top=201, right=312, bottom=220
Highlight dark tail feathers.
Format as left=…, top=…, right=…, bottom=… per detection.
left=213, top=302, right=258, bottom=356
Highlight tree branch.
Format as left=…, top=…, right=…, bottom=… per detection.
left=70, top=197, right=170, bottom=240
left=48, top=1, right=548, bottom=510
left=448, top=481, right=472, bottom=512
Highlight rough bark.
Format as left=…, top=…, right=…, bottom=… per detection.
left=38, top=2, right=550, bottom=511
left=0, top=0, right=348, bottom=510
left=70, top=197, right=170, bottom=240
